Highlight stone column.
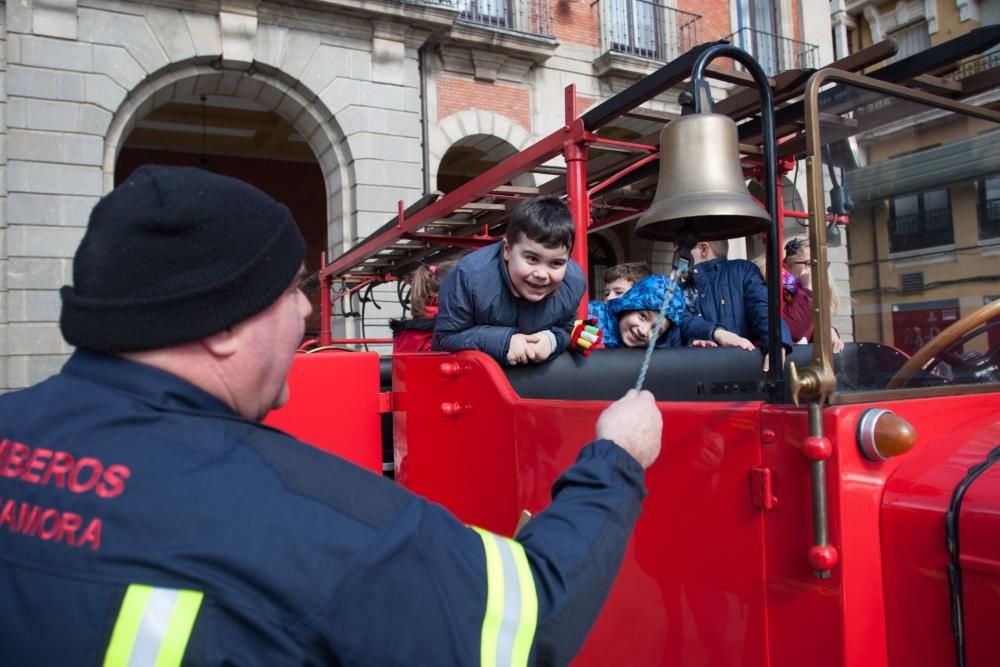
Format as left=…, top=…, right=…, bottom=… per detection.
left=0, top=8, right=7, bottom=391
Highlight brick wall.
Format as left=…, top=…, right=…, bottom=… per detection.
left=682, top=0, right=732, bottom=41
left=553, top=0, right=599, bottom=47
left=437, top=77, right=532, bottom=132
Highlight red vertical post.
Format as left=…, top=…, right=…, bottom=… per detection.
left=319, top=251, right=332, bottom=347
left=564, top=84, right=590, bottom=320
left=775, top=176, right=785, bottom=318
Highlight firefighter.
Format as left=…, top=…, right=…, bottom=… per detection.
left=0, top=165, right=663, bottom=666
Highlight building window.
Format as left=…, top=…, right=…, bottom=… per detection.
left=608, top=0, right=664, bottom=60
left=888, top=21, right=931, bottom=63
left=980, top=175, right=1000, bottom=240
left=889, top=189, right=954, bottom=252
left=459, top=0, right=511, bottom=30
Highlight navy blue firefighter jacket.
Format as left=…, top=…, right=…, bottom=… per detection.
left=0, top=350, right=645, bottom=666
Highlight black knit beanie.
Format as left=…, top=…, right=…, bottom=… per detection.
left=60, top=165, right=306, bottom=352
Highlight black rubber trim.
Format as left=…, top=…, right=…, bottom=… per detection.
left=945, top=442, right=1000, bottom=667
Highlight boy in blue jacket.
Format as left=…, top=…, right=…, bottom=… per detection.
left=433, top=196, right=586, bottom=365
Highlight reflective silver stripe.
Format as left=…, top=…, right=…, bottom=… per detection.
left=128, top=587, right=181, bottom=667
left=492, top=532, right=522, bottom=667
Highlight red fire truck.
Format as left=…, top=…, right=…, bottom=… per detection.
left=267, top=27, right=1000, bottom=666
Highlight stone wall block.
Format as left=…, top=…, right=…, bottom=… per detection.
left=8, top=354, right=71, bottom=389
left=63, top=133, right=104, bottom=166
left=280, top=32, right=321, bottom=81
left=220, top=9, right=256, bottom=69
left=7, top=0, right=33, bottom=34
left=356, top=183, right=416, bottom=214
left=234, top=75, right=264, bottom=102
left=93, top=44, right=146, bottom=91
left=335, top=106, right=365, bottom=137
left=7, top=257, right=71, bottom=290
left=7, top=289, right=61, bottom=321
left=105, top=13, right=168, bottom=74
left=255, top=81, right=286, bottom=110
left=7, top=322, right=70, bottom=355
left=344, top=132, right=373, bottom=160
left=8, top=224, right=85, bottom=257
left=183, top=12, right=222, bottom=58
left=8, top=192, right=97, bottom=227
left=293, top=107, right=321, bottom=145
left=254, top=23, right=288, bottom=68
left=366, top=107, right=418, bottom=137
left=371, top=34, right=403, bottom=85
left=318, top=77, right=361, bottom=115
left=19, top=35, right=91, bottom=72
left=145, top=6, right=196, bottom=63
left=33, top=0, right=78, bottom=40
left=405, top=88, right=420, bottom=114
left=8, top=66, right=84, bottom=102
left=215, top=69, right=244, bottom=96
left=7, top=98, right=25, bottom=128
left=363, top=82, right=406, bottom=112
left=85, top=73, right=126, bottom=113
left=171, top=76, right=197, bottom=100
left=299, top=44, right=350, bottom=99
left=8, top=162, right=101, bottom=197
left=77, top=7, right=110, bottom=43
left=22, top=100, right=79, bottom=132
left=276, top=95, right=305, bottom=125
left=372, top=134, right=421, bottom=163
left=349, top=49, right=371, bottom=81
left=79, top=105, right=112, bottom=137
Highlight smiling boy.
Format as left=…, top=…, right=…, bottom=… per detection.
left=588, top=274, right=686, bottom=349
left=433, top=196, right=585, bottom=366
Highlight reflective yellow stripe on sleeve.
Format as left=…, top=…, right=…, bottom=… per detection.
left=103, top=584, right=204, bottom=667
left=472, top=527, right=539, bottom=667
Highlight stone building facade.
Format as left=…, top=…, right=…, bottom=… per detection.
left=0, top=0, right=832, bottom=391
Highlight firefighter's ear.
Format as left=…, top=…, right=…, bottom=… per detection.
left=201, top=327, right=238, bottom=358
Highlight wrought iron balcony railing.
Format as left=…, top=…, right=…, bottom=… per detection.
left=600, top=0, right=701, bottom=63
left=457, top=0, right=553, bottom=38
left=890, top=209, right=955, bottom=253
left=725, top=27, right=818, bottom=76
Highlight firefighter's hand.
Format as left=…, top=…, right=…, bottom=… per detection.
left=596, top=389, right=662, bottom=469
left=507, top=333, right=539, bottom=365
left=712, top=328, right=756, bottom=351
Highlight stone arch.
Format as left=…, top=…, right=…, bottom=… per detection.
left=430, top=110, right=535, bottom=190
left=101, top=61, right=354, bottom=258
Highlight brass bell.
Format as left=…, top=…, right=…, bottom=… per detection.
left=636, top=113, right=771, bottom=241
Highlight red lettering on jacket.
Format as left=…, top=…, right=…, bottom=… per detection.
left=0, top=437, right=129, bottom=499
left=21, top=447, right=53, bottom=484
left=67, top=458, right=102, bottom=494
left=1, top=442, right=30, bottom=478
left=41, top=451, right=75, bottom=489
left=61, top=512, right=82, bottom=546
left=78, top=518, right=102, bottom=551
left=37, top=509, right=61, bottom=540
left=0, top=498, right=16, bottom=529
left=96, top=465, right=131, bottom=499
left=0, top=496, right=103, bottom=551
left=17, top=502, right=41, bottom=534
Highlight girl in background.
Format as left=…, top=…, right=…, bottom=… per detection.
left=757, top=236, right=844, bottom=352
left=391, top=261, right=456, bottom=352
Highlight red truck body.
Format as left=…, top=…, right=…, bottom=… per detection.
left=267, top=28, right=1000, bottom=666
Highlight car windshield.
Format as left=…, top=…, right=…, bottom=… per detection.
left=808, top=63, right=1000, bottom=400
